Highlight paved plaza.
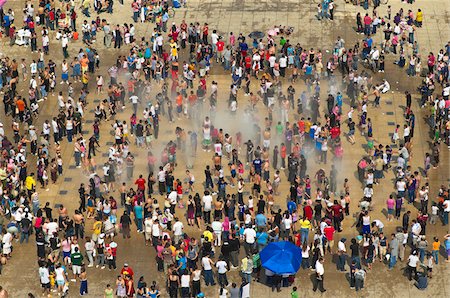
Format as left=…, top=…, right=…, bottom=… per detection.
left=0, top=0, right=449, bottom=297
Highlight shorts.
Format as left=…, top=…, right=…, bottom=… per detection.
left=387, top=208, right=394, bottom=215
left=42, top=283, right=50, bottom=289
left=72, top=265, right=81, bottom=275
left=263, top=139, right=270, bottom=148
left=374, top=170, right=383, bottom=179
left=56, top=280, right=65, bottom=286
left=189, top=181, right=194, bottom=185
left=63, top=251, right=71, bottom=259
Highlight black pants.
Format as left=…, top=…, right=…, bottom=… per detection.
left=108, top=257, right=116, bottom=269
left=313, top=274, right=325, bottom=292
left=408, top=265, right=417, bottom=281
left=203, top=211, right=211, bottom=224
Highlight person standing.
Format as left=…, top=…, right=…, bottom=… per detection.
left=216, top=257, right=229, bottom=288
left=337, top=238, right=347, bottom=272
left=313, top=257, right=326, bottom=292
left=79, top=267, right=88, bottom=296
left=201, top=254, right=216, bottom=286
left=407, top=251, right=420, bottom=281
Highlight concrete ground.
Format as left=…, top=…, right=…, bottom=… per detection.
left=0, top=0, right=449, bottom=297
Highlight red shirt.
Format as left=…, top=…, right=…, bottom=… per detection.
left=245, top=56, right=252, bottom=68
left=135, top=178, right=146, bottom=190
left=303, top=205, right=313, bottom=220
left=217, top=41, right=225, bottom=52
left=324, top=226, right=335, bottom=241
left=363, top=16, right=372, bottom=25
left=120, top=266, right=134, bottom=278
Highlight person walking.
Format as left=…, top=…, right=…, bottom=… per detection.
left=313, top=257, right=326, bottom=292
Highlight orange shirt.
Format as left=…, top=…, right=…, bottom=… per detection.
left=80, top=57, right=89, bottom=68
left=176, top=94, right=183, bottom=106
left=432, top=241, right=440, bottom=251
left=16, top=99, right=25, bottom=111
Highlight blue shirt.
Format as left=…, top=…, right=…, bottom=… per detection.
left=255, top=214, right=267, bottom=226
left=256, top=232, right=268, bottom=244
left=134, top=205, right=143, bottom=219
left=253, top=158, right=262, bottom=173
left=287, top=201, right=297, bottom=214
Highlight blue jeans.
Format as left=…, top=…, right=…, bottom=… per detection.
left=136, top=218, right=143, bottom=231
left=300, top=228, right=309, bottom=245
left=419, top=248, right=425, bottom=262
left=67, top=129, right=73, bottom=142
left=337, top=254, right=346, bottom=271
left=82, top=7, right=90, bottom=17
left=443, top=212, right=449, bottom=225
left=204, top=270, right=215, bottom=286
left=133, top=11, right=139, bottom=22
left=74, top=151, right=81, bottom=166
left=408, top=189, right=416, bottom=203
left=351, top=256, right=361, bottom=269
left=432, top=250, right=438, bottom=264
left=389, top=255, right=397, bottom=269
left=243, top=272, right=251, bottom=283
left=20, top=232, right=29, bottom=243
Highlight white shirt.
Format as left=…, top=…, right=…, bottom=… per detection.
left=396, top=181, right=406, bottom=191
left=338, top=241, right=346, bottom=252
left=408, top=255, right=419, bottom=267
left=130, top=95, right=139, bottom=104
left=55, top=267, right=65, bottom=281
left=243, top=228, right=256, bottom=244
left=202, top=195, right=213, bottom=211
left=444, top=200, right=450, bottom=212
left=211, top=33, right=219, bottom=45
left=168, top=191, right=178, bottom=205
left=282, top=217, right=292, bottom=229
left=39, top=267, right=50, bottom=284
left=173, top=221, right=184, bottom=236
left=315, top=261, right=324, bottom=275
left=216, top=260, right=228, bottom=274
left=202, top=257, right=212, bottom=270
left=181, top=274, right=190, bottom=288
left=157, top=170, right=166, bottom=182
left=373, top=219, right=384, bottom=229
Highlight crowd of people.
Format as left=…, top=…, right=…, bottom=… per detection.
left=0, top=0, right=449, bottom=297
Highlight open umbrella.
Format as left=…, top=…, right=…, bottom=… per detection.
left=248, top=31, right=264, bottom=39
left=0, top=0, right=8, bottom=9
left=260, top=241, right=302, bottom=274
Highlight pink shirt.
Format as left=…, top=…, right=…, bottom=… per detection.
left=387, top=198, right=395, bottom=209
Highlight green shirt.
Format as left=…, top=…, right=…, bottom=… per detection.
left=71, top=252, right=83, bottom=266
left=276, top=124, right=284, bottom=135
left=291, top=291, right=299, bottom=298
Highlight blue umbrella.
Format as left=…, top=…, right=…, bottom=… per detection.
left=260, top=241, right=302, bottom=274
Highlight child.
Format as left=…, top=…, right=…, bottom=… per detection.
left=378, top=55, right=385, bottom=72
left=427, top=253, right=434, bottom=278
left=96, top=75, right=104, bottom=94
left=291, top=286, right=299, bottom=298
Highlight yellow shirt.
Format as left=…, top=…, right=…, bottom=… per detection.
left=299, top=219, right=311, bottom=229
left=416, top=11, right=423, bottom=22
left=93, top=221, right=102, bottom=235
left=203, top=230, right=213, bottom=242
left=25, top=176, right=36, bottom=190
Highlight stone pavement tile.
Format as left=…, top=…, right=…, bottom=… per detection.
left=59, top=190, right=68, bottom=195
left=64, top=177, right=73, bottom=182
